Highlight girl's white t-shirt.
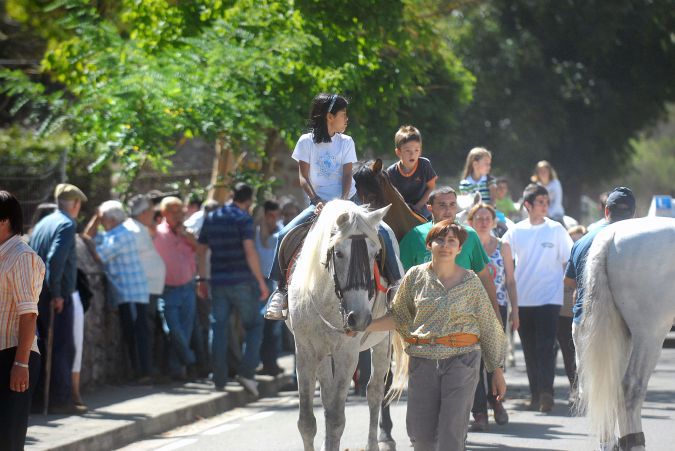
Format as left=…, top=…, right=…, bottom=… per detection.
left=544, top=178, right=565, bottom=218
left=292, top=132, right=357, bottom=201
left=501, top=218, right=573, bottom=307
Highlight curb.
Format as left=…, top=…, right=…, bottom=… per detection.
left=41, top=375, right=293, bottom=451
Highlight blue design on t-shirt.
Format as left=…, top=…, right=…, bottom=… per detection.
left=317, top=151, right=341, bottom=178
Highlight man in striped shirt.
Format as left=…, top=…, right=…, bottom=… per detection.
left=1, top=191, right=45, bottom=450
left=197, top=183, right=269, bottom=395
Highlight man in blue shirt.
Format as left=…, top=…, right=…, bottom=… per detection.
left=29, top=183, right=87, bottom=414
left=196, top=183, right=269, bottom=395
left=565, top=186, right=636, bottom=360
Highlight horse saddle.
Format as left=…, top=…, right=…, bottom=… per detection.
left=279, top=220, right=314, bottom=284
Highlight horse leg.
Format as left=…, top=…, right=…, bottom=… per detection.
left=616, top=328, right=669, bottom=451
left=296, top=348, right=320, bottom=451
left=379, top=368, right=394, bottom=443
left=317, top=350, right=359, bottom=451
left=367, top=337, right=391, bottom=451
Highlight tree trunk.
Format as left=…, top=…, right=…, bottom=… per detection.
left=209, top=134, right=234, bottom=204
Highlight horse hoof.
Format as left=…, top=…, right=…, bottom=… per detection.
left=378, top=440, right=396, bottom=451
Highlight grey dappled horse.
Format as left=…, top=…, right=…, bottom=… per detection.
left=286, top=200, right=394, bottom=451
left=577, top=217, right=675, bottom=451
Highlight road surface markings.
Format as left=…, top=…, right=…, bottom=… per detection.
left=154, top=438, right=199, bottom=451
left=243, top=411, right=275, bottom=421
left=201, top=423, right=241, bottom=435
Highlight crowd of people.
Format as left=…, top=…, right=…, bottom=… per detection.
left=0, top=91, right=639, bottom=451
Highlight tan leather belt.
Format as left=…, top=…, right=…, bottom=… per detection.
left=404, top=333, right=478, bottom=347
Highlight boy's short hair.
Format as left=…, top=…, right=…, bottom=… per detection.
left=425, top=219, right=468, bottom=247
left=427, top=186, right=456, bottom=205
left=232, top=182, right=254, bottom=203
left=263, top=200, right=280, bottom=214
left=522, top=183, right=549, bottom=206
left=395, top=125, right=422, bottom=149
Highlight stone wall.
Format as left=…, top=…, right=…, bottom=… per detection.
left=76, top=236, right=128, bottom=390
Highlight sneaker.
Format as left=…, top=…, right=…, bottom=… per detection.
left=469, top=412, right=488, bottom=432
left=539, top=392, right=554, bottom=413
left=257, top=365, right=283, bottom=377
left=264, top=289, right=288, bottom=320
left=493, top=400, right=509, bottom=425
left=236, top=375, right=259, bottom=397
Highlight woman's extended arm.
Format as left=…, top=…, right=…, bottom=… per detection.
left=366, top=313, right=396, bottom=332
left=501, top=241, right=519, bottom=330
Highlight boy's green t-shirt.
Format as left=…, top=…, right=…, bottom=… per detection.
left=496, top=197, right=517, bottom=215
left=399, top=222, right=489, bottom=272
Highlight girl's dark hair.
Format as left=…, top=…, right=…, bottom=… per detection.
left=0, top=190, right=24, bottom=235
left=308, top=93, right=348, bottom=144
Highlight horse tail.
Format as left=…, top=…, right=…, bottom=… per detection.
left=576, top=227, right=629, bottom=443
left=385, top=332, right=409, bottom=404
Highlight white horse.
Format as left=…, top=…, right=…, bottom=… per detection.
left=287, top=200, right=394, bottom=451
left=577, top=217, right=675, bottom=450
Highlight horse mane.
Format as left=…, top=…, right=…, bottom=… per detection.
left=290, top=200, right=380, bottom=311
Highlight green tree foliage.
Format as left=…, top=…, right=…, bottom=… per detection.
left=1, top=0, right=473, bottom=191
left=435, top=0, right=675, bottom=212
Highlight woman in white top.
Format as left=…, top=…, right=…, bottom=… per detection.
left=466, top=203, right=518, bottom=431
left=531, top=160, right=564, bottom=222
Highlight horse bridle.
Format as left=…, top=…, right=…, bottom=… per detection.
left=322, top=233, right=377, bottom=331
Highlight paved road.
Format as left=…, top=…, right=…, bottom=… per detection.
left=118, top=347, right=675, bottom=451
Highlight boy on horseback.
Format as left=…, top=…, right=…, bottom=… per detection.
left=384, top=125, right=437, bottom=220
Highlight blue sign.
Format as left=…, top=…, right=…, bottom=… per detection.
left=655, top=195, right=672, bottom=210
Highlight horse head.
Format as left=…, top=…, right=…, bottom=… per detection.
left=327, top=204, right=390, bottom=332
left=353, top=159, right=387, bottom=208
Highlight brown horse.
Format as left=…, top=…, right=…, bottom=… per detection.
left=353, top=159, right=427, bottom=241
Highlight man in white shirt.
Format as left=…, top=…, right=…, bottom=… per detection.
left=502, top=184, right=573, bottom=413
left=125, top=194, right=167, bottom=380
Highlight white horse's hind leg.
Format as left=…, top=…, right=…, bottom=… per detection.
left=296, top=349, right=320, bottom=451
left=317, top=351, right=359, bottom=451
left=617, top=329, right=668, bottom=451
left=367, top=337, right=390, bottom=451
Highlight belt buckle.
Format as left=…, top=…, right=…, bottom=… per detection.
left=429, top=336, right=436, bottom=345
left=414, top=337, right=420, bottom=345
left=448, top=335, right=455, bottom=346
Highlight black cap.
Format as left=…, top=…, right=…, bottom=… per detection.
left=606, top=187, right=636, bottom=214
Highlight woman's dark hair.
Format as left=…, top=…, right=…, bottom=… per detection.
left=0, top=190, right=24, bottom=235
left=31, top=202, right=58, bottom=229
left=308, top=93, right=348, bottom=144
left=425, top=219, right=468, bottom=247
